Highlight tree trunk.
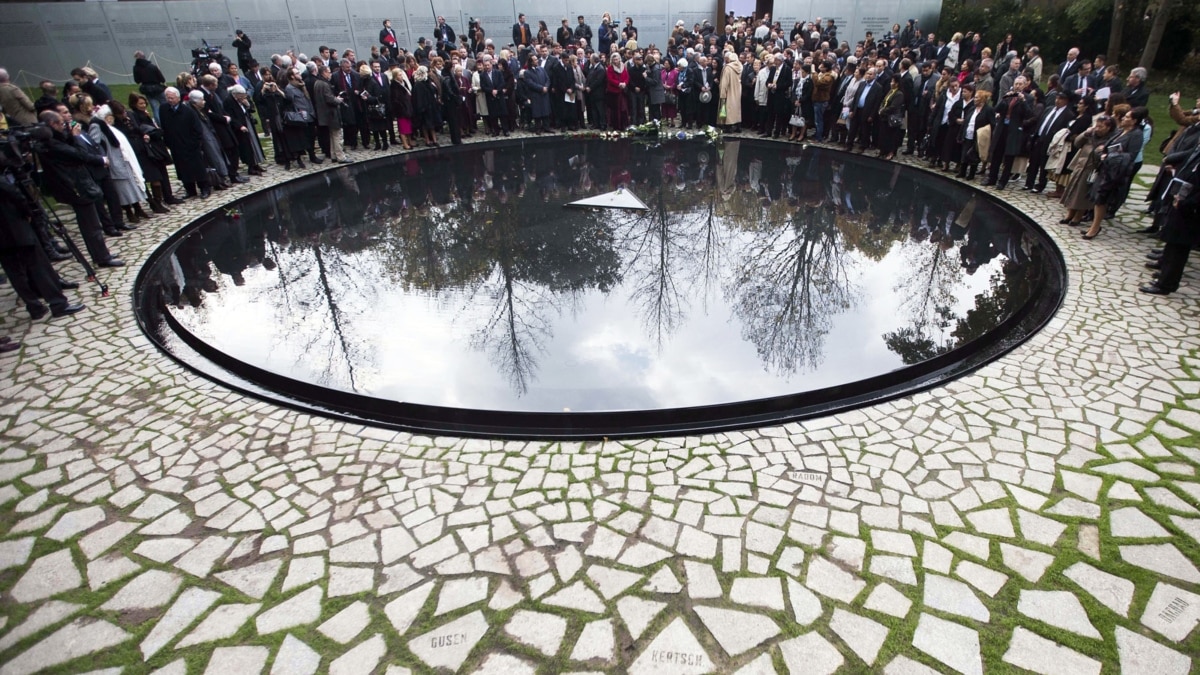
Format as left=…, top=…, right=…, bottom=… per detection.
left=1107, top=0, right=1124, bottom=62
left=1139, top=0, right=1173, bottom=70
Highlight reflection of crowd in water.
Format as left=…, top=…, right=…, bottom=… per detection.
left=142, top=139, right=1042, bottom=386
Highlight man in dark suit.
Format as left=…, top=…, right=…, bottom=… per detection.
left=584, top=54, right=607, bottom=129
left=36, top=110, right=123, bottom=266
left=983, top=75, right=1036, bottom=188
left=1062, top=61, right=1099, bottom=101
left=435, top=16, right=456, bottom=53
left=1023, top=91, right=1076, bottom=192
left=627, top=52, right=648, bottom=125
left=762, top=54, right=793, bottom=137
left=690, top=55, right=720, bottom=128
left=331, top=59, right=362, bottom=151
left=380, top=20, right=399, bottom=51
left=513, top=14, right=533, bottom=48
left=849, top=67, right=883, bottom=151
left=1057, top=48, right=1081, bottom=81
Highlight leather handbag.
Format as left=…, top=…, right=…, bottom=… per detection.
left=283, top=109, right=310, bottom=126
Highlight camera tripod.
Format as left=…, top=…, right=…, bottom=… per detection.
left=9, top=171, right=109, bottom=297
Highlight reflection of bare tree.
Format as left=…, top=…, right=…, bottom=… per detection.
left=454, top=186, right=620, bottom=395
left=729, top=205, right=856, bottom=375
left=610, top=152, right=729, bottom=349
left=614, top=185, right=692, bottom=348
left=883, top=236, right=962, bottom=364
left=469, top=262, right=554, bottom=396
left=257, top=181, right=382, bottom=392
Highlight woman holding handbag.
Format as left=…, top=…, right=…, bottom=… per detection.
left=127, top=92, right=182, bottom=210
left=662, top=59, right=682, bottom=126
left=718, top=51, right=742, bottom=133
left=281, top=68, right=319, bottom=169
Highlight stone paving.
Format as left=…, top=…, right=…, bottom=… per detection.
left=0, top=132, right=1198, bottom=674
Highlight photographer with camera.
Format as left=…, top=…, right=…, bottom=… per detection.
left=0, top=178, right=84, bottom=321
left=35, top=110, right=124, bottom=268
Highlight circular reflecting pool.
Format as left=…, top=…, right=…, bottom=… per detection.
left=135, top=137, right=1065, bottom=437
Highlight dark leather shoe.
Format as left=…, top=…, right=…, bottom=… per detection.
left=0, top=341, right=19, bottom=354
left=1137, top=226, right=1160, bottom=234
left=104, top=228, right=123, bottom=237
left=46, top=249, right=71, bottom=262
left=97, top=258, right=125, bottom=268
left=233, top=176, right=250, bottom=184
left=28, top=304, right=48, bottom=320
left=1145, top=260, right=1162, bottom=270
left=57, top=278, right=80, bottom=290
left=51, top=303, right=85, bottom=318
left=309, top=156, right=324, bottom=164
left=1150, top=248, right=1164, bottom=255
left=117, top=222, right=138, bottom=231
left=1139, top=284, right=1170, bottom=295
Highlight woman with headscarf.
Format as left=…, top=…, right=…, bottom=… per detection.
left=389, top=67, right=415, bottom=150
left=606, top=52, right=630, bottom=130
left=91, top=101, right=151, bottom=223
left=719, top=51, right=743, bottom=133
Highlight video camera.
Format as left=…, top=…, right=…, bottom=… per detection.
left=191, top=39, right=232, bottom=76
left=0, top=124, right=53, bottom=177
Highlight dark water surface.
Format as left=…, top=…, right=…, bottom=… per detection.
left=137, top=138, right=1062, bottom=432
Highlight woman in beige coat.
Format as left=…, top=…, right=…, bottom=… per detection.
left=1059, top=114, right=1115, bottom=226
left=719, top=51, right=743, bottom=131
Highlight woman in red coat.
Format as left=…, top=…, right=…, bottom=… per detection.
left=606, top=53, right=630, bottom=130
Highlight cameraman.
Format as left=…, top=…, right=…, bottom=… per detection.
left=35, top=110, right=124, bottom=268
left=0, top=179, right=84, bottom=320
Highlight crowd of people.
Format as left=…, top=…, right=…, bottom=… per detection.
left=0, top=9, right=1199, bottom=352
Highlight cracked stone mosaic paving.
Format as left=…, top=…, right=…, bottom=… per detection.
left=0, top=130, right=1197, bottom=674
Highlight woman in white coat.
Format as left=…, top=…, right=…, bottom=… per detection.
left=91, top=103, right=150, bottom=223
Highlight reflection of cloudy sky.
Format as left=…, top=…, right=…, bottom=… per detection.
left=173, top=225, right=999, bottom=414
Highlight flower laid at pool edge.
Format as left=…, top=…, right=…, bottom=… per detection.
left=566, top=119, right=723, bottom=143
